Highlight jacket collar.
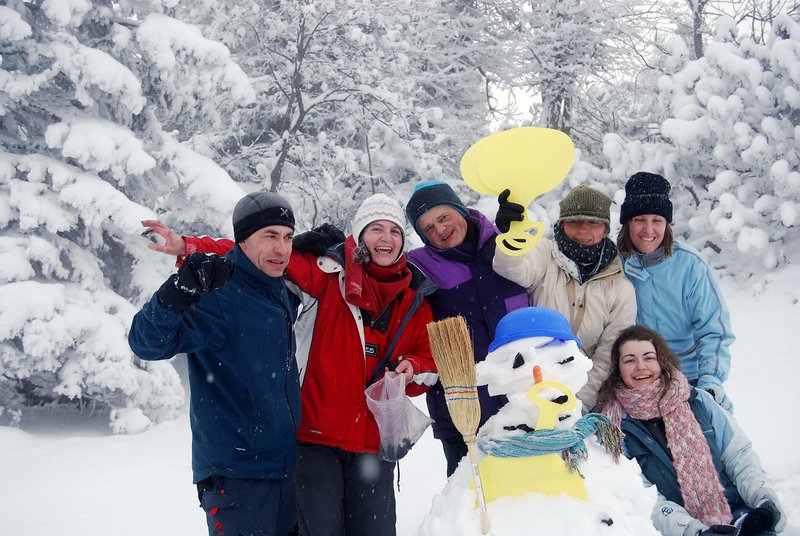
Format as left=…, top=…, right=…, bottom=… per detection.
left=231, top=245, right=287, bottom=293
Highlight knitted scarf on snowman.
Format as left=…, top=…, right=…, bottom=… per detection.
left=603, top=375, right=732, bottom=526
left=477, top=413, right=623, bottom=473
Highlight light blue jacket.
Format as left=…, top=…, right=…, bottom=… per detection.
left=621, top=241, right=734, bottom=384
left=622, top=389, right=782, bottom=536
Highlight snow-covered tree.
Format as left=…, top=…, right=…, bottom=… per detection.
left=0, top=1, right=255, bottom=432
left=602, top=15, right=800, bottom=275
left=177, top=0, right=492, bottom=229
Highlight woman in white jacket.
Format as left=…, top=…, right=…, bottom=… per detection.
left=493, top=185, right=637, bottom=410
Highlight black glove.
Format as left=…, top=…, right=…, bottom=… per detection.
left=733, top=506, right=774, bottom=536
left=700, top=525, right=736, bottom=535
left=157, top=253, right=234, bottom=312
left=495, top=188, right=525, bottom=233
left=292, top=223, right=345, bottom=256
left=757, top=499, right=783, bottom=531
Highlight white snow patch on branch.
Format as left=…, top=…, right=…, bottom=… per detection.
left=0, top=6, right=31, bottom=41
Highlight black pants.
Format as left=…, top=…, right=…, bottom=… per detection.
left=440, top=436, right=468, bottom=477
left=295, top=442, right=396, bottom=536
left=197, top=475, right=297, bottom=536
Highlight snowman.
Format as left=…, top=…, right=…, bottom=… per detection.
left=420, top=307, right=659, bottom=536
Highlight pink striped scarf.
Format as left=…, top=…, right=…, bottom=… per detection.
left=603, top=376, right=732, bottom=526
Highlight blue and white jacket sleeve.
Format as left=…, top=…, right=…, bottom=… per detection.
left=632, top=466, right=707, bottom=535
left=128, top=291, right=227, bottom=361
left=705, top=390, right=786, bottom=531
left=686, top=257, right=734, bottom=386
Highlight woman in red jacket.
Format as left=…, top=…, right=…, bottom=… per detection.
left=143, top=194, right=437, bottom=536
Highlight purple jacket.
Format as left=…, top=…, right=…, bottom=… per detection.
left=408, top=210, right=528, bottom=439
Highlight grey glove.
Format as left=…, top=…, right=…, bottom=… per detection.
left=696, top=375, right=733, bottom=412
left=157, top=253, right=234, bottom=312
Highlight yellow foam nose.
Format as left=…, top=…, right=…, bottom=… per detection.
left=460, top=126, right=575, bottom=256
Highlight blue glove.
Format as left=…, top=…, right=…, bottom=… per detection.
left=157, top=253, right=234, bottom=312
left=696, top=375, right=733, bottom=412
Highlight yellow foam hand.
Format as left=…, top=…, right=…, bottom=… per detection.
left=460, top=127, right=575, bottom=256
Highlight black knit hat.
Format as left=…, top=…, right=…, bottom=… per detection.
left=558, top=185, right=611, bottom=231
left=619, top=172, right=673, bottom=225
left=233, top=191, right=295, bottom=243
left=405, top=181, right=468, bottom=241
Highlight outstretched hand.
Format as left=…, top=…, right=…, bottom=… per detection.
left=495, top=189, right=525, bottom=233
left=141, top=220, right=186, bottom=256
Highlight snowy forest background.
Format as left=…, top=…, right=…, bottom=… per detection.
left=1, top=0, right=798, bottom=436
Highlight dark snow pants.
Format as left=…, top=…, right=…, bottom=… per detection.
left=294, top=442, right=396, bottom=536
left=440, top=436, right=468, bottom=477
left=197, top=475, right=297, bottom=536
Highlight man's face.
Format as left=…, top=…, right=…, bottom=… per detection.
left=417, top=205, right=468, bottom=250
left=240, top=225, right=294, bottom=277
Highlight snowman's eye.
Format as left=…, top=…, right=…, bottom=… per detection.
left=512, top=352, right=524, bottom=369
left=558, top=356, right=575, bottom=365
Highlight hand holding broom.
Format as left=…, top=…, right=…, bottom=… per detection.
left=427, top=316, right=491, bottom=534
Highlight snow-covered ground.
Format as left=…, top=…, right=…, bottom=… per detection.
left=2, top=266, right=798, bottom=535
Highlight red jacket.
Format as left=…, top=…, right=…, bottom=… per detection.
left=183, top=236, right=437, bottom=454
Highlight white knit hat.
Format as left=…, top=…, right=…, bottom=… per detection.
left=351, top=194, right=406, bottom=242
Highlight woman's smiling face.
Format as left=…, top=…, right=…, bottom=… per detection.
left=619, top=339, right=662, bottom=389
left=628, top=215, right=667, bottom=254
left=361, top=220, right=403, bottom=266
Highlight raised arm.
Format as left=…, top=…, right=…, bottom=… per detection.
left=141, top=220, right=234, bottom=267
left=129, top=253, right=234, bottom=360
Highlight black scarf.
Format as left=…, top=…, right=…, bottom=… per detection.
left=553, top=224, right=617, bottom=284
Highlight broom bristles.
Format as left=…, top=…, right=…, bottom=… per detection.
left=427, top=316, right=480, bottom=439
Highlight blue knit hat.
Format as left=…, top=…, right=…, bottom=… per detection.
left=488, top=307, right=581, bottom=353
left=405, top=181, right=469, bottom=242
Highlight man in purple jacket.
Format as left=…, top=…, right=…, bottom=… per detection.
left=405, top=181, right=528, bottom=476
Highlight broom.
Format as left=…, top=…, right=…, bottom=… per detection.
left=427, top=316, right=491, bottom=535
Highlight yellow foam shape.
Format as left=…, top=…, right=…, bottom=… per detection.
left=527, top=380, right=577, bottom=429
left=475, top=452, right=588, bottom=503
left=472, top=378, right=588, bottom=502
left=460, top=127, right=575, bottom=256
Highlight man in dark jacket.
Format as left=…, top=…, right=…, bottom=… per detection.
left=405, top=181, right=528, bottom=476
left=129, top=191, right=300, bottom=536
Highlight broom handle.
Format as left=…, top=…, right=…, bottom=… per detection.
left=466, top=441, right=491, bottom=534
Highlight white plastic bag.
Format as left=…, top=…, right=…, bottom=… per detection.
left=365, top=371, right=433, bottom=462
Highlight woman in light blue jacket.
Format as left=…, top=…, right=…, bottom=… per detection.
left=617, top=172, right=735, bottom=411
left=596, top=326, right=784, bottom=536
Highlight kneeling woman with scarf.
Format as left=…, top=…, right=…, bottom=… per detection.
left=595, top=326, right=785, bottom=536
